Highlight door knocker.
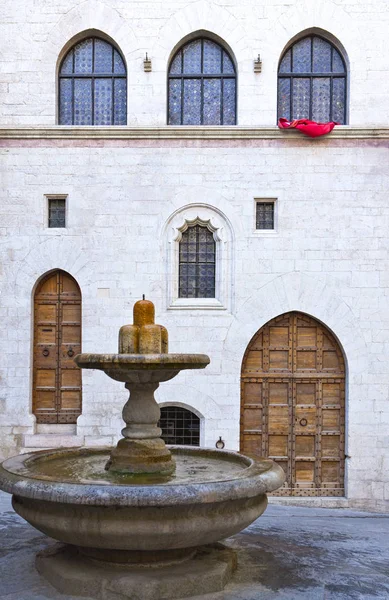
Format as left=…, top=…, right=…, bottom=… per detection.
left=67, top=347, right=75, bottom=358
left=42, top=347, right=50, bottom=357
left=299, top=418, right=308, bottom=427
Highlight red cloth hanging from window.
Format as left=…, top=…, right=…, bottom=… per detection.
left=278, top=117, right=338, bottom=138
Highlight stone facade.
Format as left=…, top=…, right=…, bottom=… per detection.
left=0, top=0, right=388, bottom=511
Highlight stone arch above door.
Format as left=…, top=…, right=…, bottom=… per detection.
left=33, top=270, right=82, bottom=424
left=240, top=311, right=346, bottom=496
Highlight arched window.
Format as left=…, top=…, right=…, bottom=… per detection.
left=158, top=407, right=200, bottom=446
left=168, top=37, right=236, bottom=125
left=179, top=224, right=216, bottom=298
left=278, top=35, right=347, bottom=124
left=59, top=36, right=127, bottom=125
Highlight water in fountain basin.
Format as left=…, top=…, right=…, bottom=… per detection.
left=12, top=449, right=257, bottom=486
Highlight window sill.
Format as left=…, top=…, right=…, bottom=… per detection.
left=168, top=298, right=226, bottom=311
left=251, top=229, right=279, bottom=236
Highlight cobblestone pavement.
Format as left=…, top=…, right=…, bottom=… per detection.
left=0, top=491, right=388, bottom=600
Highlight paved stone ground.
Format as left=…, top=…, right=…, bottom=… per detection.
left=0, top=491, right=388, bottom=600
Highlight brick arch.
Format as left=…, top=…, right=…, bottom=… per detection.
left=241, top=311, right=346, bottom=496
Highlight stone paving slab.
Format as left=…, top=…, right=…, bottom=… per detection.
left=0, top=491, right=388, bottom=600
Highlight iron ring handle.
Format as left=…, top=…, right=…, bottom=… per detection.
left=67, top=347, right=75, bottom=358
left=299, top=418, right=308, bottom=427
left=42, top=347, right=50, bottom=357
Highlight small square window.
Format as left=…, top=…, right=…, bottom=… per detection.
left=256, top=201, right=275, bottom=230
left=48, top=198, right=66, bottom=228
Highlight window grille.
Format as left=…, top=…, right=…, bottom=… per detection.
left=48, top=199, right=66, bottom=228
left=59, top=37, right=127, bottom=125
left=278, top=35, right=347, bottom=124
left=256, top=202, right=274, bottom=230
left=158, top=407, right=200, bottom=446
left=168, top=38, right=236, bottom=125
left=179, top=225, right=216, bottom=298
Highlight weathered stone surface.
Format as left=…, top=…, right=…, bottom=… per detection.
left=35, top=543, right=237, bottom=600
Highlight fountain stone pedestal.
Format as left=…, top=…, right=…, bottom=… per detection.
left=0, top=298, right=285, bottom=600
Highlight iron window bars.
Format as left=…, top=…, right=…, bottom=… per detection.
left=48, top=198, right=66, bottom=228
left=58, top=37, right=127, bottom=125
left=256, top=202, right=275, bottom=230
left=278, top=35, right=347, bottom=124
left=179, top=225, right=216, bottom=298
left=168, top=37, right=237, bottom=125
left=158, top=407, right=200, bottom=446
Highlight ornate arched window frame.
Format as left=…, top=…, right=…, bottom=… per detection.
left=164, top=205, right=234, bottom=311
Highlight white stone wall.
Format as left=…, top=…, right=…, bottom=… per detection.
left=0, top=0, right=389, bottom=512
left=0, top=0, right=389, bottom=126
left=1, top=140, right=389, bottom=511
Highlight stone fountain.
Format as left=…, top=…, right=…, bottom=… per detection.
left=0, top=298, right=285, bottom=600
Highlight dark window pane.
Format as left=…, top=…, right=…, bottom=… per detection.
left=114, top=79, right=127, bottom=125
left=59, top=78, right=73, bottom=125
left=183, top=79, right=201, bottom=125
left=312, top=77, right=330, bottom=122
left=256, top=203, right=274, bottom=230
left=169, top=51, right=182, bottom=75
left=279, top=49, right=291, bottom=73
left=94, top=38, right=113, bottom=74
left=223, top=79, right=236, bottom=125
left=332, top=78, right=346, bottom=124
left=179, top=225, right=216, bottom=298
left=48, top=199, right=66, bottom=228
left=312, top=37, right=331, bottom=73
left=59, top=37, right=127, bottom=126
left=74, top=39, right=93, bottom=74
left=94, top=78, right=113, bottom=125
left=168, top=37, right=236, bottom=125
left=60, top=51, right=73, bottom=75
left=183, top=40, right=201, bottom=74
left=74, top=79, right=92, bottom=125
left=114, top=49, right=126, bottom=74
left=278, top=77, right=291, bottom=120
left=158, top=407, right=200, bottom=446
left=292, top=37, right=311, bottom=73
left=168, top=79, right=182, bottom=125
left=292, top=78, right=310, bottom=119
left=222, top=51, right=235, bottom=74
left=332, top=49, right=345, bottom=73
left=278, top=35, right=347, bottom=123
left=203, top=79, right=221, bottom=125
left=203, top=40, right=222, bottom=74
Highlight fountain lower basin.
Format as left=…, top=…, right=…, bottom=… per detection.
left=0, top=445, right=284, bottom=563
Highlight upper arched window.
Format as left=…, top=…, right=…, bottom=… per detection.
left=59, top=36, right=127, bottom=125
left=278, top=35, right=347, bottom=124
left=168, top=37, right=236, bottom=126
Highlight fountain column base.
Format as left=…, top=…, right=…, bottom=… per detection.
left=106, top=437, right=175, bottom=475
left=36, top=542, right=237, bottom=600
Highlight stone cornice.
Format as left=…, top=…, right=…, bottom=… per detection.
left=1, top=126, right=389, bottom=140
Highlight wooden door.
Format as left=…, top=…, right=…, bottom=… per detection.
left=240, top=312, right=345, bottom=496
left=33, top=270, right=82, bottom=423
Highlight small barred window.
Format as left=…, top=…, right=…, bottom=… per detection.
left=158, top=407, right=200, bottom=446
left=256, top=202, right=275, bottom=230
left=179, top=225, right=216, bottom=298
left=48, top=198, right=66, bottom=228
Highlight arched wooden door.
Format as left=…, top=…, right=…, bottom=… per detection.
left=33, top=270, right=82, bottom=423
left=240, top=312, right=345, bottom=496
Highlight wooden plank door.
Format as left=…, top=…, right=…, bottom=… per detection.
left=33, top=271, right=82, bottom=424
left=241, top=312, right=345, bottom=497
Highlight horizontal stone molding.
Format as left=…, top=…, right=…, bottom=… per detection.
left=1, top=126, right=389, bottom=140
